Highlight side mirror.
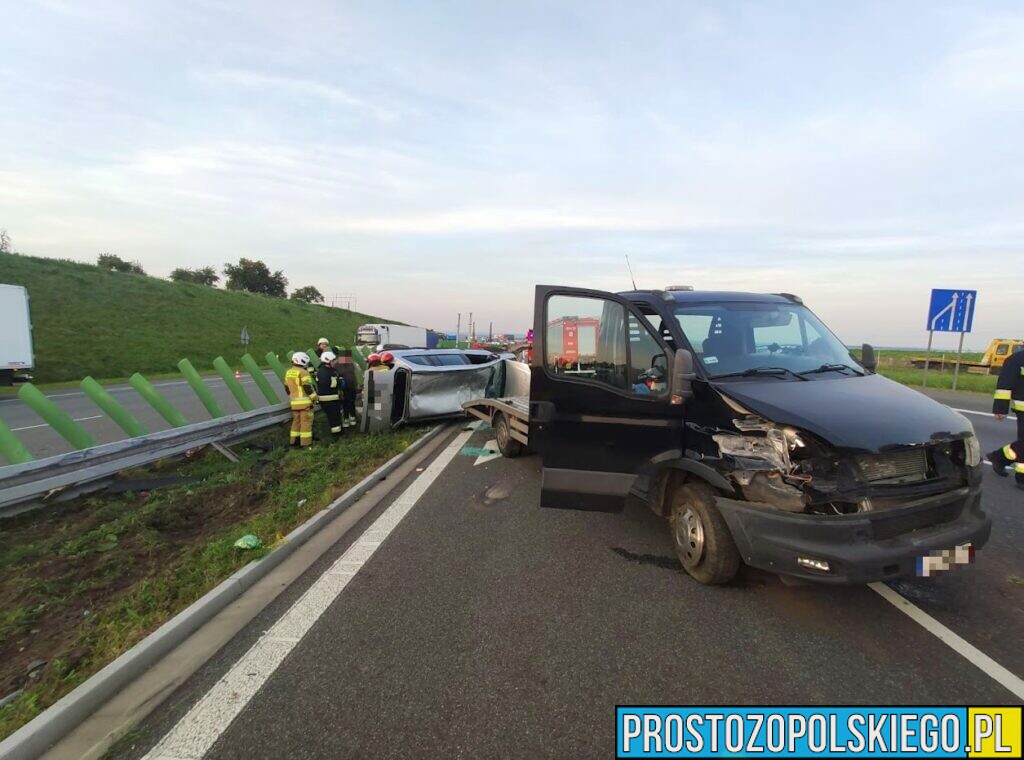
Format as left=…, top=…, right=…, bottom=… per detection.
left=861, top=343, right=877, bottom=372
left=670, top=349, right=696, bottom=405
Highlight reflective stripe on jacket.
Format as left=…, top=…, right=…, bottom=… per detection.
left=285, top=367, right=316, bottom=409
left=993, top=351, right=1024, bottom=416
left=316, top=365, right=344, bottom=402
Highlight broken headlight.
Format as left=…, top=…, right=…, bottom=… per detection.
left=964, top=433, right=981, bottom=467
left=713, top=421, right=811, bottom=472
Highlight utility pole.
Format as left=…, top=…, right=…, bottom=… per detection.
left=456, top=313, right=461, bottom=349
left=469, top=312, right=474, bottom=344
left=489, top=321, right=493, bottom=342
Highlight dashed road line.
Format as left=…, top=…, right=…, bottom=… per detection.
left=10, top=414, right=103, bottom=432
left=869, top=582, right=1024, bottom=700
left=143, top=425, right=476, bottom=760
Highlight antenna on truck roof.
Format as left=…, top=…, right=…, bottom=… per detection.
left=625, top=254, right=638, bottom=290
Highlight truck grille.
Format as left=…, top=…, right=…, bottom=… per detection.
left=856, top=448, right=928, bottom=484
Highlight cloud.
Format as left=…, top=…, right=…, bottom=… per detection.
left=196, top=68, right=398, bottom=120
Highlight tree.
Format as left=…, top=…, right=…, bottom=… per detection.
left=0, top=229, right=11, bottom=254
left=223, top=258, right=288, bottom=297
left=290, top=286, right=325, bottom=304
left=170, top=266, right=220, bottom=286
left=97, top=253, right=145, bottom=274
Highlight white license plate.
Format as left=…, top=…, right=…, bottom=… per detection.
left=916, top=543, right=974, bottom=577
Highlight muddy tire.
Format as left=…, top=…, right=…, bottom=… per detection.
left=668, top=481, right=740, bottom=585
left=494, top=412, right=523, bottom=458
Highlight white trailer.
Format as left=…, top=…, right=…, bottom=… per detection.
left=355, top=323, right=432, bottom=351
left=0, top=284, right=34, bottom=385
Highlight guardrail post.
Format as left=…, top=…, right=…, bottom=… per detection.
left=265, top=352, right=287, bottom=382
left=177, top=359, right=225, bottom=419
left=17, top=383, right=98, bottom=450
left=80, top=377, right=148, bottom=437
left=129, top=373, right=190, bottom=427
left=213, top=357, right=255, bottom=412
left=242, top=353, right=280, bottom=404
left=0, top=419, right=33, bottom=464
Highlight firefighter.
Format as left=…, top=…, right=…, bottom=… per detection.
left=380, top=351, right=395, bottom=370
left=284, top=352, right=317, bottom=448
left=314, top=351, right=345, bottom=440
left=989, top=347, right=1024, bottom=488
left=336, top=349, right=360, bottom=428
left=315, top=338, right=343, bottom=358
left=366, top=353, right=387, bottom=373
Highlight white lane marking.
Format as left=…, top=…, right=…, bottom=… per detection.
left=10, top=414, right=103, bottom=432
left=869, top=582, right=1024, bottom=700
left=144, top=426, right=475, bottom=760
left=950, top=407, right=1002, bottom=418
left=474, top=438, right=502, bottom=466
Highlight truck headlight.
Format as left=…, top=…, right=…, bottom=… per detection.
left=964, top=434, right=982, bottom=467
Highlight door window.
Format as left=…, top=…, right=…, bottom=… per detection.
left=545, top=295, right=628, bottom=389
left=628, top=315, right=668, bottom=396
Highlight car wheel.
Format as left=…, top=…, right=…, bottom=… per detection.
left=668, top=481, right=740, bottom=584
left=494, top=412, right=523, bottom=458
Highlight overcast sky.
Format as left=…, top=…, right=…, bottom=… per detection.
left=2, top=0, right=1022, bottom=347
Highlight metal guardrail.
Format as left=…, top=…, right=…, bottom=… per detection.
left=0, top=404, right=290, bottom=517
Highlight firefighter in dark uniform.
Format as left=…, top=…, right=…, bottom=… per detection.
left=989, top=347, right=1024, bottom=488
left=314, top=351, right=345, bottom=440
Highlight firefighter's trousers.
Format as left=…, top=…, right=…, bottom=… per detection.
left=322, top=400, right=343, bottom=438
left=989, top=414, right=1024, bottom=481
left=290, top=408, right=314, bottom=447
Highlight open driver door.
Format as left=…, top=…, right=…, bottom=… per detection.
left=529, top=285, right=689, bottom=512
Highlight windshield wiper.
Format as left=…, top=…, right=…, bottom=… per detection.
left=712, top=366, right=809, bottom=381
left=798, top=363, right=864, bottom=377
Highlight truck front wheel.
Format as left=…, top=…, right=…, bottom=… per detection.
left=494, top=412, right=523, bottom=458
left=668, top=482, right=740, bottom=585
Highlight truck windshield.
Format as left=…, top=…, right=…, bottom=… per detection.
left=673, top=302, right=860, bottom=379
left=356, top=329, right=379, bottom=345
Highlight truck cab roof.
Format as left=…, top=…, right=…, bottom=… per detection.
left=616, top=289, right=800, bottom=306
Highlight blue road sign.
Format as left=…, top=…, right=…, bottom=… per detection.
left=927, top=289, right=977, bottom=333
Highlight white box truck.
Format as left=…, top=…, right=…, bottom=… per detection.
left=0, top=284, right=33, bottom=385
left=355, top=323, right=437, bottom=351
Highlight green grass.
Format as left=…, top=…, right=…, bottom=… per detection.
left=0, top=254, right=391, bottom=382
left=850, top=348, right=997, bottom=394
left=875, top=367, right=996, bottom=394
left=0, top=426, right=424, bottom=739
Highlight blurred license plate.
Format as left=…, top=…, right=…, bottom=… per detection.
left=916, top=543, right=974, bottom=577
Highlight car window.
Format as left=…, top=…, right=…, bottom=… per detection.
left=434, top=354, right=469, bottom=366
left=546, top=294, right=628, bottom=389
left=628, top=315, right=668, bottom=397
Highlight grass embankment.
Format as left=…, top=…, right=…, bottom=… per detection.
left=0, top=254, right=389, bottom=383
left=0, top=425, right=424, bottom=740
left=858, top=349, right=997, bottom=394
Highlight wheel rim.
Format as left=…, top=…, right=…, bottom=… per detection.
left=496, top=417, right=509, bottom=448
left=675, top=506, right=705, bottom=568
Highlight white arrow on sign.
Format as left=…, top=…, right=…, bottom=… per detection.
left=930, top=292, right=958, bottom=331
left=962, top=292, right=973, bottom=329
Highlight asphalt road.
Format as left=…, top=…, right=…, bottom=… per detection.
left=121, top=389, right=1023, bottom=760
left=0, top=371, right=283, bottom=461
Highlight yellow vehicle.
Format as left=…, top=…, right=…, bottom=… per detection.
left=911, top=338, right=1024, bottom=374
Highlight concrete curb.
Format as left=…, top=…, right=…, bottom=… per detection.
left=0, top=423, right=449, bottom=760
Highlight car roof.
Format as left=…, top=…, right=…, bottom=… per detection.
left=616, top=289, right=796, bottom=305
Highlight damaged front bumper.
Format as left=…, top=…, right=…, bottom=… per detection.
left=715, top=484, right=991, bottom=584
